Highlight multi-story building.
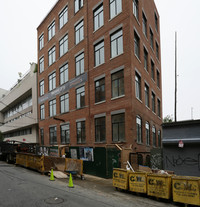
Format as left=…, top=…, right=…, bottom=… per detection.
left=0, top=63, right=38, bottom=143
left=37, top=0, right=162, bottom=171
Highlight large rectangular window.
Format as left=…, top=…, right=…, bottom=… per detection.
left=151, top=60, right=155, bottom=81
left=77, top=121, right=85, bottom=144
left=136, top=116, right=142, bottom=143
left=150, top=28, right=154, bottom=50
left=76, top=86, right=85, bottom=109
left=111, top=29, right=123, bottom=58
left=142, top=13, right=147, bottom=37
left=60, top=63, right=68, bottom=85
left=94, top=41, right=104, bottom=67
left=111, top=70, right=124, bottom=98
left=95, top=78, right=105, bottom=103
left=48, top=21, right=55, bottom=41
left=49, top=72, right=56, bottom=91
left=48, top=46, right=56, bottom=66
left=94, top=4, right=104, bottom=31
left=59, top=6, right=68, bottom=29
left=135, top=72, right=141, bottom=100
left=59, top=34, right=68, bottom=57
left=49, top=99, right=56, bottom=117
left=112, top=113, right=125, bottom=142
left=39, top=34, right=44, bottom=50
left=145, top=84, right=149, bottom=107
left=134, top=31, right=140, bottom=59
left=144, top=47, right=148, bottom=71
left=157, top=98, right=161, bottom=118
left=40, top=104, right=45, bottom=120
left=155, top=13, right=158, bottom=32
left=158, top=130, right=161, bottom=147
left=61, top=124, right=70, bottom=144
left=39, top=57, right=44, bottom=73
left=75, top=53, right=84, bottom=76
left=39, top=80, right=44, bottom=96
left=146, top=122, right=150, bottom=146
left=110, top=0, right=122, bottom=19
left=60, top=93, right=69, bottom=114
left=95, top=117, right=106, bottom=143
left=152, top=92, right=156, bottom=113
left=49, top=126, right=57, bottom=145
left=152, top=126, right=156, bottom=147
left=40, top=128, right=44, bottom=145
left=75, top=0, right=83, bottom=13
left=156, top=42, right=159, bottom=60
left=75, top=20, right=84, bottom=44
left=133, top=0, right=139, bottom=20
left=157, top=69, right=160, bottom=88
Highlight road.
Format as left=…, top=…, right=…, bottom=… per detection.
left=0, top=161, right=177, bottom=207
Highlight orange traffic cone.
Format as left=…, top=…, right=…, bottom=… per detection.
left=50, top=168, right=55, bottom=181
left=68, top=173, right=74, bottom=188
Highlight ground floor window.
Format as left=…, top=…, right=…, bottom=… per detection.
left=112, top=113, right=125, bottom=142
left=61, top=124, right=70, bottom=144
left=49, top=126, right=57, bottom=145
left=76, top=121, right=86, bottom=144
left=95, top=117, right=106, bottom=143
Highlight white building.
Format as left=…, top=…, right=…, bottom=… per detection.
left=0, top=63, right=38, bottom=143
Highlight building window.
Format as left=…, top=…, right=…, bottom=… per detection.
left=94, top=4, right=104, bottom=31
left=40, top=104, right=45, bottom=120
left=48, top=46, right=56, bottom=66
left=39, top=80, right=44, bottom=96
left=59, top=6, right=68, bottom=29
left=75, top=20, right=84, bottom=44
left=133, top=0, right=139, bottom=20
left=110, top=0, right=122, bottom=19
left=157, top=98, right=161, bottom=117
left=39, top=57, right=44, bottom=73
left=112, top=113, right=125, bottom=142
left=61, top=124, right=70, bottom=144
left=152, top=126, right=156, bottom=147
left=111, top=70, right=124, bottom=98
left=75, top=0, right=83, bottom=13
left=95, top=78, right=105, bottom=103
left=59, top=34, right=68, bottom=57
left=76, top=86, right=85, bottom=109
left=136, top=116, right=142, bottom=143
left=152, top=92, right=156, bottom=113
left=155, top=13, right=158, bottom=32
left=39, top=34, right=44, bottom=50
left=156, top=42, right=159, bottom=60
left=134, top=31, right=140, bottom=59
left=144, top=47, right=148, bottom=71
left=48, top=21, right=55, bottom=41
left=49, top=126, right=57, bottom=145
left=158, top=130, right=161, bottom=147
left=60, top=93, right=69, bottom=114
left=94, top=41, right=104, bottom=67
left=150, top=28, right=154, bottom=50
left=49, top=99, right=56, bottom=117
left=60, top=63, right=68, bottom=85
left=77, top=121, right=85, bottom=144
left=151, top=60, right=155, bottom=81
left=75, top=52, right=84, bottom=76
left=157, top=70, right=160, bottom=88
left=49, top=72, right=56, bottom=91
left=135, top=72, right=141, bottom=100
left=145, top=122, right=150, bottom=145
left=110, top=29, right=123, bottom=58
left=142, top=13, right=147, bottom=37
left=145, top=84, right=149, bottom=107
left=95, top=117, right=106, bottom=142
left=40, top=128, right=44, bottom=145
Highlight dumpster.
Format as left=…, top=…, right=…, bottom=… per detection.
left=147, top=174, right=172, bottom=199
left=172, top=176, right=200, bottom=206
left=129, top=172, right=148, bottom=193
left=113, top=168, right=130, bottom=190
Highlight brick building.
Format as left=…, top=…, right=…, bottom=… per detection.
left=37, top=0, right=162, bottom=173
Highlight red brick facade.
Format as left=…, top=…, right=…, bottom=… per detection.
left=37, top=0, right=162, bottom=155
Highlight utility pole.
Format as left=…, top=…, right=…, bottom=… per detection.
left=174, top=32, right=177, bottom=122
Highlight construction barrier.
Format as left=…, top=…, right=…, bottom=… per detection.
left=172, top=176, right=200, bottom=206
left=113, top=168, right=130, bottom=190
left=65, top=158, right=83, bottom=178
left=129, top=171, right=147, bottom=193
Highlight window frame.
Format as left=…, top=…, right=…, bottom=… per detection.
left=75, top=0, right=83, bottom=13
left=48, top=21, right=55, bottom=41
left=39, top=80, right=44, bottom=96
left=59, top=6, right=68, bottom=29
left=49, top=72, right=56, bottom=91
left=145, top=83, right=149, bottom=107
left=60, top=93, right=69, bottom=114
left=61, top=124, right=70, bottom=144
left=110, top=29, right=123, bottom=58
left=40, top=104, right=45, bottom=120
left=39, top=57, right=44, bottom=73
left=152, top=92, right=156, bottom=113
left=135, top=72, right=141, bottom=100
left=112, top=113, right=125, bottom=142
left=109, top=0, right=122, bottom=20
left=49, top=126, right=57, bottom=145
left=94, top=40, right=105, bottom=67
left=60, top=63, right=68, bottom=85
left=93, top=4, right=104, bottom=31
left=59, top=34, right=68, bottom=57
left=48, top=46, right=56, bottom=66
left=152, top=126, right=156, bottom=147
left=95, top=78, right=105, bottom=103
left=75, top=52, right=84, bottom=76
left=145, top=122, right=150, bottom=146
left=133, top=0, right=139, bottom=20
left=95, top=116, right=106, bottom=143
left=136, top=116, right=142, bottom=144
left=76, top=86, right=85, bottom=109
left=76, top=121, right=86, bottom=144
left=75, top=20, right=84, bottom=45
left=134, top=31, right=140, bottom=59
left=49, top=99, right=56, bottom=117
left=111, top=70, right=124, bottom=98
left=39, top=34, right=44, bottom=50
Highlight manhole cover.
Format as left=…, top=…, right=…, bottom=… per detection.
left=44, top=197, right=64, bottom=204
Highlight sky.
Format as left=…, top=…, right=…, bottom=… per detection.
left=0, top=0, right=200, bottom=121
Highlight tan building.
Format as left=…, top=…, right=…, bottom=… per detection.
left=0, top=63, right=38, bottom=143
left=37, top=0, right=162, bottom=173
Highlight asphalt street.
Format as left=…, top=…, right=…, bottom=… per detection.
left=0, top=161, right=179, bottom=207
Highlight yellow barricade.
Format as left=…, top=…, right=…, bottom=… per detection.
left=147, top=174, right=172, bottom=199
left=113, top=168, right=130, bottom=190
left=65, top=158, right=83, bottom=177
left=129, top=172, right=148, bottom=193
left=172, top=176, right=200, bottom=206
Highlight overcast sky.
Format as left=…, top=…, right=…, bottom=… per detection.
left=0, top=0, right=199, bottom=121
